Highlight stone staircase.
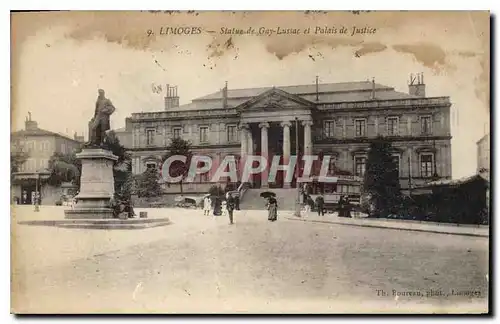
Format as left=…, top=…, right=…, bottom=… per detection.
left=240, top=188, right=299, bottom=210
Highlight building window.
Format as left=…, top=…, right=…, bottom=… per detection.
left=323, top=120, right=335, bottom=138
left=354, top=156, right=367, bottom=177
left=420, top=153, right=434, bottom=178
left=146, top=128, right=156, bottom=146
left=39, top=141, right=51, bottom=153
left=387, top=117, right=399, bottom=136
left=199, top=126, right=209, bottom=143
left=421, top=115, right=432, bottom=135
left=146, top=162, right=157, bottom=170
left=200, top=172, right=210, bottom=182
left=355, top=119, right=366, bottom=137
left=227, top=125, right=237, bottom=142
left=392, top=154, right=401, bottom=176
left=26, top=141, right=34, bottom=153
left=172, top=127, right=182, bottom=139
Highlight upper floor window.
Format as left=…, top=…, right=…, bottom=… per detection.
left=323, top=120, right=335, bottom=138
left=146, top=128, right=156, bottom=146
left=199, top=126, right=209, bottom=143
left=354, top=156, right=367, bottom=177
left=387, top=117, right=399, bottom=136
left=146, top=162, right=157, bottom=170
left=355, top=119, right=366, bottom=137
left=227, top=125, right=237, bottom=142
left=172, top=127, right=182, bottom=139
left=327, top=155, right=337, bottom=175
left=421, top=115, right=432, bottom=135
left=26, top=141, right=34, bottom=153
left=420, top=153, right=434, bottom=178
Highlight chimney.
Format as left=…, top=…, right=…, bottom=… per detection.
left=222, top=81, right=228, bottom=108
left=371, top=77, right=376, bottom=100
left=25, top=112, right=38, bottom=131
left=315, top=76, right=319, bottom=102
left=408, top=72, right=426, bottom=97
left=74, top=132, right=84, bottom=142
left=164, top=84, right=180, bottom=109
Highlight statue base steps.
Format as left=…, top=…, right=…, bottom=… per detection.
left=18, top=218, right=171, bottom=230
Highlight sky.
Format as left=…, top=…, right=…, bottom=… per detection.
left=11, top=11, right=490, bottom=179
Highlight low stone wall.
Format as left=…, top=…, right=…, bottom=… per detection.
left=160, top=182, right=213, bottom=194
left=131, top=194, right=178, bottom=208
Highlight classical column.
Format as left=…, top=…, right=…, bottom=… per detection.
left=281, top=121, right=292, bottom=188
left=239, top=124, right=248, bottom=182
left=302, top=120, right=313, bottom=156
left=259, top=122, right=270, bottom=188
left=247, top=125, right=254, bottom=184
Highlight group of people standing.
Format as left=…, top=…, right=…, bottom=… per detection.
left=301, top=184, right=352, bottom=217
left=203, top=192, right=237, bottom=225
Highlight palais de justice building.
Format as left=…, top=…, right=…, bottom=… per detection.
left=116, top=75, right=452, bottom=194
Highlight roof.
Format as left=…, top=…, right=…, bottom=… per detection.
left=193, top=81, right=394, bottom=100
left=11, top=128, right=82, bottom=143
left=164, top=81, right=419, bottom=112
left=419, top=174, right=487, bottom=188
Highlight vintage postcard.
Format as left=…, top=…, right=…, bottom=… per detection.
left=10, top=11, right=490, bottom=314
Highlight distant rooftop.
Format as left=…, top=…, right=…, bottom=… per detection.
left=193, top=81, right=395, bottom=101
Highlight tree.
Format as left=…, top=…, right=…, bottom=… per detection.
left=136, top=167, right=162, bottom=198
left=363, top=137, right=402, bottom=217
left=104, top=131, right=132, bottom=199
left=104, top=131, right=128, bottom=164
left=162, top=137, right=193, bottom=194
left=47, top=151, right=81, bottom=186
left=10, top=139, right=29, bottom=177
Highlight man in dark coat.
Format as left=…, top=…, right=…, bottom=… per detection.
left=226, top=193, right=236, bottom=224
left=315, top=194, right=325, bottom=216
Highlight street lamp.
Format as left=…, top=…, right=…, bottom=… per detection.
left=294, top=117, right=301, bottom=217
left=34, top=171, right=40, bottom=212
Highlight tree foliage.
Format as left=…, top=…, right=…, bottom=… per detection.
left=363, top=137, right=402, bottom=217
left=10, top=139, right=29, bottom=176
left=136, top=167, right=162, bottom=198
left=47, top=151, right=81, bottom=186
left=162, top=137, right=193, bottom=193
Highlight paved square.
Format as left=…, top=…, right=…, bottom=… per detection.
left=11, top=207, right=489, bottom=313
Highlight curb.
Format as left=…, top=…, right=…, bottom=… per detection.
left=17, top=218, right=172, bottom=230
left=286, top=217, right=489, bottom=238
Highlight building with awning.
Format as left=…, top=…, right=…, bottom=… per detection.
left=412, top=174, right=489, bottom=225
left=11, top=114, right=83, bottom=205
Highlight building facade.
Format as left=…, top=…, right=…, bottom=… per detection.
left=117, top=76, right=452, bottom=194
left=11, top=114, right=84, bottom=204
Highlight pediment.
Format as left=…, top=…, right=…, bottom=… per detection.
left=236, top=88, right=315, bottom=112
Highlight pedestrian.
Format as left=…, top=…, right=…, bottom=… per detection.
left=226, top=193, right=235, bottom=224
left=221, top=200, right=228, bottom=218
left=338, top=195, right=345, bottom=217
left=267, top=196, right=278, bottom=221
left=315, top=193, right=325, bottom=216
left=235, top=195, right=240, bottom=211
left=344, top=196, right=352, bottom=218
left=203, top=195, right=212, bottom=216
left=305, top=195, right=315, bottom=215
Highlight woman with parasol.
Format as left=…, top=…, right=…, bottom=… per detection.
left=261, top=191, right=278, bottom=222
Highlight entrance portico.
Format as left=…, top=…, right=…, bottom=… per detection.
left=236, top=88, right=315, bottom=189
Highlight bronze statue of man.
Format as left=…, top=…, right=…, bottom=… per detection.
left=88, top=89, right=116, bottom=146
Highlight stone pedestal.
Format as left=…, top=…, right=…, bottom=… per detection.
left=64, top=148, right=118, bottom=219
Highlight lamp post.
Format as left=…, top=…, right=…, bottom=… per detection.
left=294, top=117, right=301, bottom=217
left=34, top=171, right=40, bottom=212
